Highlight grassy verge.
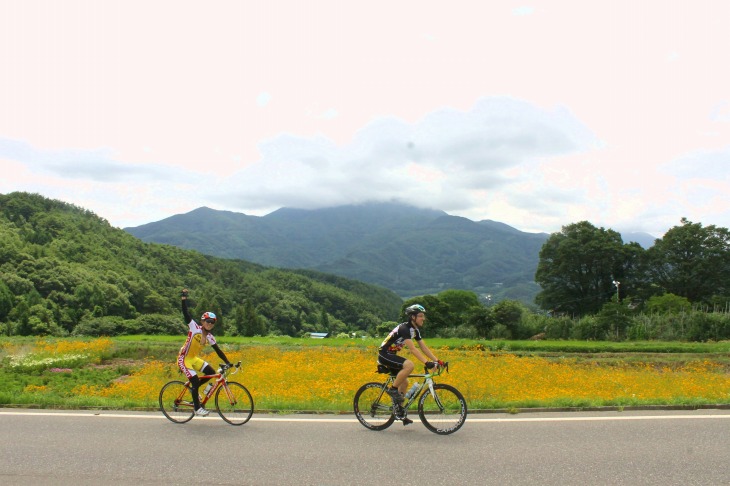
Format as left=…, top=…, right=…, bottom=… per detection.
left=2, top=336, right=730, bottom=412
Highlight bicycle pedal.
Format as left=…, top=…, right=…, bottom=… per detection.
left=402, top=417, right=413, bottom=426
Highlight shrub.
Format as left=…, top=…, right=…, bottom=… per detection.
left=72, top=316, right=126, bottom=337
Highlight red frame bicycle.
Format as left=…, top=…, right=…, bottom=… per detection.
left=159, top=361, right=254, bottom=425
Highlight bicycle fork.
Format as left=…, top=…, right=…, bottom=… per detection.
left=220, top=382, right=238, bottom=406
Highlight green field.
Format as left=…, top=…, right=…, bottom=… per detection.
left=2, top=336, right=730, bottom=412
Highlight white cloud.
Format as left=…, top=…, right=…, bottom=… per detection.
left=206, top=98, right=597, bottom=222
left=0, top=138, right=182, bottom=183
left=257, top=92, right=272, bottom=107
left=512, top=6, right=535, bottom=16
left=662, top=147, right=730, bottom=181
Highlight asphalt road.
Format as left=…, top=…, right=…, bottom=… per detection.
left=3, top=409, right=730, bottom=485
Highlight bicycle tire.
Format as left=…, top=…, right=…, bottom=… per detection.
left=159, top=380, right=195, bottom=424
left=353, top=382, right=395, bottom=431
left=417, top=383, right=467, bottom=435
left=216, top=381, right=254, bottom=425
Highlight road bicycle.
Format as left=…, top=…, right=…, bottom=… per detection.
left=159, top=361, right=253, bottom=425
left=353, top=362, right=467, bottom=435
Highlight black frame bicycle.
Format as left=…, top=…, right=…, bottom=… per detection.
left=353, top=362, right=467, bottom=435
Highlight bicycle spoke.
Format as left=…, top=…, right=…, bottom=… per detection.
left=159, top=381, right=195, bottom=424
left=418, top=384, right=467, bottom=435
left=354, top=382, right=395, bottom=431
left=216, top=381, right=254, bottom=425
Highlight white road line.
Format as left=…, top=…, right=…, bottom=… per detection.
left=468, top=414, right=730, bottom=422
left=0, top=411, right=354, bottom=422
left=1, top=411, right=730, bottom=423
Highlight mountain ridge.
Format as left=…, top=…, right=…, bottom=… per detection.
left=125, top=203, right=550, bottom=303
left=125, top=202, right=657, bottom=304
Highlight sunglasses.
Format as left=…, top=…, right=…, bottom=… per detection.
left=204, top=318, right=216, bottom=325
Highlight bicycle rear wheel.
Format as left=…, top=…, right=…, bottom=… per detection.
left=353, top=382, right=395, bottom=431
left=418, top=384, right=467, bottom=435
left=216, top=381, right=254, bottom=425
left=159, top=380, right=195, bottom=424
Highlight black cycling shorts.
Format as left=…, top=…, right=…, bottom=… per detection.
left=378, top=352, right=406, bottom=372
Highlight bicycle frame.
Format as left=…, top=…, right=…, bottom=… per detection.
left=185, top=365, right=240, bottom=407
left=160, top=360, right=254, bottom=425
left=167, top=363, right=240, bottom=412
left=381, top=364, right=447, bottom=413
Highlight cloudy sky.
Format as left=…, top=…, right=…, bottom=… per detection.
left=1, top=1, right=729, bottom=237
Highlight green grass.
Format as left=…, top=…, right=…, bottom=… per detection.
left=113, top=335, right=730, bottom=353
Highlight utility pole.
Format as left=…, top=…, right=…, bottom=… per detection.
left=612, top=280, right=620, bottom=302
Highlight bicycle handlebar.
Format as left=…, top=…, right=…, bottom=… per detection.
left=218, top=361, right=242, bottom=375
left=424, top=361, right=449, bottom=375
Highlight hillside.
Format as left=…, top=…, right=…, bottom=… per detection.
left=0, top=192, right=403, bottom=336
left=126, top=202, right=550, bottom=303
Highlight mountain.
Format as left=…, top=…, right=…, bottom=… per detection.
left=126, top=203, right=550, bottom=303
left=621, top=231, right=657, bottom=249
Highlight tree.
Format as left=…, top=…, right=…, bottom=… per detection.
left=9, top=300, right=30, bottom=333
left=437, top=289, right=482, bottom=325
left=403, top=295, right=449, bottom=334
left=643, top=218, right=730, bottom=303
left=491, top=300, right=528, bottom=338
left=319, top=308, right=330, bottom=334
left=645, top=293, right=691, bottom=314
left=376, top=321, right=397, bottom=337
left=535, top=221, right=643, bottom=316
left=595, top=301, right=634, bottom=341
left=0, top=281, right=13, bottom=322
left=467, top=306, right=496, bottom=338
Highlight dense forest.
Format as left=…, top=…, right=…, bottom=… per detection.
left=0, top=192, right=403, bottom=337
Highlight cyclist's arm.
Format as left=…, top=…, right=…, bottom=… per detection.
left=211, top=343, right=231, bottom=365
left=404, top=339, right=430, bottom=365
left=417, top=340, right=439, bottom=363
left=181, top=296, right=193, bottom=325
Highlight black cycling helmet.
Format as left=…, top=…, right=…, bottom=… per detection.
left=405, top=304, right=426, bottom=316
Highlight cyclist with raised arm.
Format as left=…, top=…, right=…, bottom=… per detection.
left=178, top=288, right=232, bottom=417
left=378, top=304, right=444, bottom=417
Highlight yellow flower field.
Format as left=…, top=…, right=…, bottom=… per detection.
left=83, top=345, right=730, bottom=411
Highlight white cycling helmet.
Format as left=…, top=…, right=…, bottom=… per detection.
left=405, top=304, right=426, bottom=316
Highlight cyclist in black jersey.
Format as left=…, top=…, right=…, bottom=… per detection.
left=378, top=304, right=444, bottom=410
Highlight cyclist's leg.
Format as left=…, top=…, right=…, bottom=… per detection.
left=177, top=355, right=200, bottom=410
left=181, top=357, right=206, bottom=411
left=378, top=353, right=412, bottom=394
left=198, top=362, right=215, bottom=387
left=394, top=360, right=414, bottom=394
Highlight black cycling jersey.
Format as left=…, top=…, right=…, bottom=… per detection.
left=378, top=322, right=422, bottom=354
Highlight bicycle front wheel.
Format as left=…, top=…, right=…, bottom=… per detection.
left=159, top=380, right=195, bottom=424
left=216, top=381, right=254, bottom=425
left=418, top=384, right=467, bottom=435
left=353, top=382, right=395, bottom=431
